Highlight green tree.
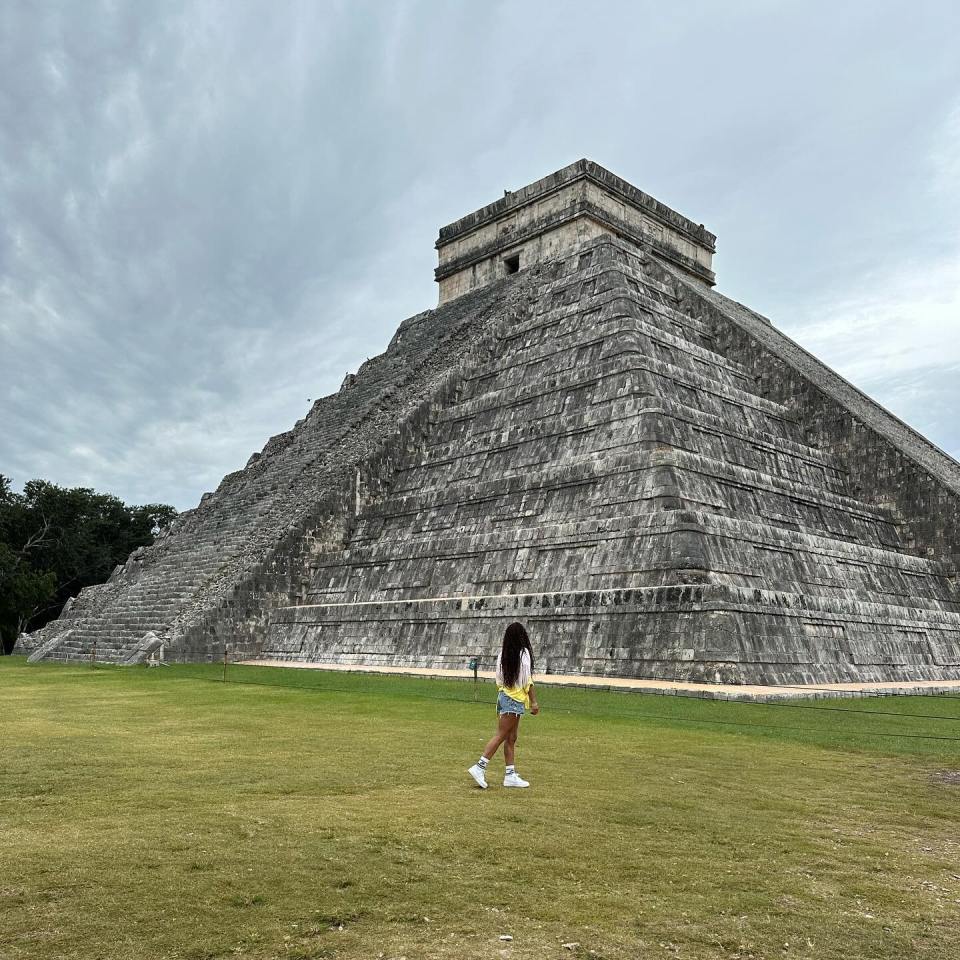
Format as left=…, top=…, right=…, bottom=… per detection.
left=0, top=475, right=176, bottom=654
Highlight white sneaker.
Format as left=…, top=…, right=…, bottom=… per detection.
left=503, top=772, right=530, bottom=788
left=468, top=764, right=488, bottom=789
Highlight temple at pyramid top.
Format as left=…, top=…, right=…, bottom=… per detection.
left=434, top=159, right=716, bottom=303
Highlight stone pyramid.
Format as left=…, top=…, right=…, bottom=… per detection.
left=21, top=160, right=960, bottom=684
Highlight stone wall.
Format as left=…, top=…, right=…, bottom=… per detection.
left=669, top=271, right=960, bottom=574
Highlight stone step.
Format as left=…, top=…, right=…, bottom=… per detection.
left=359, top=448, right=896, bottom=534
left=440, top=351, right=796, bottom=428
left=273, top=583, right=960, bottom=633
left=342, top=507, right=944, bottom=578
left=420, top=395, right=832, bottom=471
left=469, top=309, right=758, bottom=389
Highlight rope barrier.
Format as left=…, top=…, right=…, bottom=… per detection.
left=59, top=652, right=960, bottom=741
left=147, top=663, right=960, bottom=745
left=222, top=659, right=960, bottom=722
left=590, top=671, right=960, bottom=721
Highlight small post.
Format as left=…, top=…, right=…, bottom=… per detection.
left=91, top=639, right=97, bottom=668
left=223, top=644, right=229, bottom=683
left=469, top=656, right=479, bottom=699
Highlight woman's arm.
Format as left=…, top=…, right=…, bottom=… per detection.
left=528, top=682, right=539, bottom=715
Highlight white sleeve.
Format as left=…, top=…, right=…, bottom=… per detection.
left=518, top=649, right=532, bottom=688
left=495, top=651, right=504, bottom=686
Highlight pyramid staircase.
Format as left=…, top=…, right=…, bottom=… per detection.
left=23, top=278, right=534, bottom=663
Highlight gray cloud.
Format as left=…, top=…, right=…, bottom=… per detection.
left=2, top=0, right=959, bottom=509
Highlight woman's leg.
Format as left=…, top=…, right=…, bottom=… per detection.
left=504, top=721, right=519, bottom=767
left=482, top=713, right=519, bottom=761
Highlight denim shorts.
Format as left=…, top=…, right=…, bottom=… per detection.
left=497, top=691, right=526, bottom=716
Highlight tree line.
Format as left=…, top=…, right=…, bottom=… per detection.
left=0, top=475, right=176, bottom=654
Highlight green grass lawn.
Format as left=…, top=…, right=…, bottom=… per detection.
left=2, top=657, right=960, bottom=960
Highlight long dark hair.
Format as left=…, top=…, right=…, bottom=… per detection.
left=500, top=621, right=534, bottom=688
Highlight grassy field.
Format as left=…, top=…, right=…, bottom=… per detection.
left=2, top=657, right=960, bottom=960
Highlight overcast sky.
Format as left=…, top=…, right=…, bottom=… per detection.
left=2, top=0, right=959, bottom=511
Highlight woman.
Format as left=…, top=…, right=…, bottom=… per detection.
left=468, top=621, right=540, bottom=789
